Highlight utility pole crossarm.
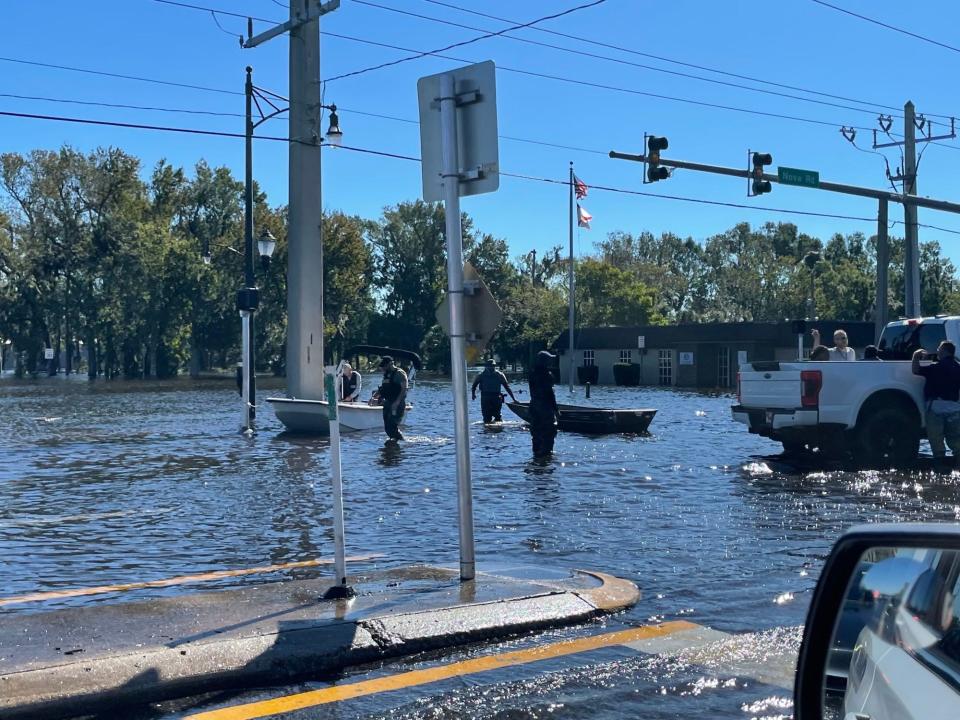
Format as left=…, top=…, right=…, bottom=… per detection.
left=608, top=150, right=960, bottom=214
left=244, top=0, right=340, bottom=48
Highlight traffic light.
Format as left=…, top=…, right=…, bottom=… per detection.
left=750, top=151, right=772, bottom=195
left=645, top=134, right=669, bottom=183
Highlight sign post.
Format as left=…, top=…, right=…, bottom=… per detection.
left=322, top=367, right=353, bottom=599
left=419, top=61, right=499, bottom=582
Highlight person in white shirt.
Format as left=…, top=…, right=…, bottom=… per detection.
left=811, top=328, right=856, bottom=361
left=340, top=362, right=362, bottom=402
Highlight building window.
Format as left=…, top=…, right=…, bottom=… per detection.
left=619, top=349, right=632, bottom=364
left=717, top=347, right=731, bottom=388
left=658, top=349, right=673, bottom=386
left=583, top=349, right=595, bottom=367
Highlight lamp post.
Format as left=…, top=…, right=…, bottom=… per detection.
left=802, top=250, right=822, bottom=320
left=238, top=66, right=339, bottom=431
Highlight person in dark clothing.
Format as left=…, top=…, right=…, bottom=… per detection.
left=377, top=356, right=408, bottom=441
left=913, top=340, right=960, bottom=467
left=472, top=359, right=517, bottom=423
left=528, top=350, right=560, bottom=457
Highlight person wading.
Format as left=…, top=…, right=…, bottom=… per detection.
left=377, top=356, right=408, bottom=441
left=913, top=340, right=960, bottom=470
left=472, top=358, right=517, bottom=423
left=528, top=350, right=560, bottom=457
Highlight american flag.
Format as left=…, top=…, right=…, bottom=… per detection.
left=573, top=174, right=588, bottom=199
left=577, top=204, right=592, bottom=229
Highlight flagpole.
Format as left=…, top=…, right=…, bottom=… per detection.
left=568, top=161, right=575, bottom=394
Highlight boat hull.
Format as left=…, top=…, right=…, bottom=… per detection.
left=506, top=402, right=656, bottom=435
left=267, top=397, right=405, bottom=435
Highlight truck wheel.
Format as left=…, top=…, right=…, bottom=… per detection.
left=781, top=438, right=808, bottom=456
left=854, top=407, right=920, bottom=466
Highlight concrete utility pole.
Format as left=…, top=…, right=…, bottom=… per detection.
left=567, top=162, right=575, bottom=393
left=244, top=0, right=339, bottom=400
left=903, top=101, right=921, bottom=319
left=875, top=198, right=889, bottom=342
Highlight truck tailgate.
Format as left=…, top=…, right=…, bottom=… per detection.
left=740, top=362, right=802, bottom=407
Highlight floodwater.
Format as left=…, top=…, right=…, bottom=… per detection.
left=3, top=375, right=960, bottom=718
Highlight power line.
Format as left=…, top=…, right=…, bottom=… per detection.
left=0, top=91, right=607, bottom=155
left=320, top=29, right=878, bottom=132
left=417, top=0, right=942, bottom=119
left=353, top=0, right=899, bottom=119
left=0, top=56, right=242, bottom=96
left=4, top=107, right=959, bottom=234
left=325, top=0, right=608, bottom=83
left=143, top=1, right=918, bottom=133
left=808, top=0, right=960, bottom=55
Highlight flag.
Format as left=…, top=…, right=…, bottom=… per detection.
left=577, top=204, right=592, bottom=229
left=573, top=174, right=588, bottom=199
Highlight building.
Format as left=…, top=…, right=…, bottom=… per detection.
left=554, top=321, right=876, bottom=388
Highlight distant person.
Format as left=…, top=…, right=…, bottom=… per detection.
left=810, top=346, right=831, bottom=361
left=341, top=362, right=361, bottom=402
left=913, top=340, right=960, bottom=468
left=862, top=345, right=880, bottom=360
left=472, top=359, right=517, bottom=423
left=377, top=356, right=408, bottom=441
left=811, top=328, right=855, bottom=361
left=528, top=350, right=560, bottom=457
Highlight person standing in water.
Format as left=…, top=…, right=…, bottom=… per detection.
left=528, top=350, right=560, bottom=457
left=377, top=356, right=408, bottom=441
left=472, top=358, right=517, bottom=423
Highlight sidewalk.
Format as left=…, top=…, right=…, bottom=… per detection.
left=0, top=564, right=639, bottom=719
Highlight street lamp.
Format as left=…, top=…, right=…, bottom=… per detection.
left=257, top=229, right=277, bottom=270
left=323, top=104, right=343, bottom=147
left=802, top=250, right=822, bottom=320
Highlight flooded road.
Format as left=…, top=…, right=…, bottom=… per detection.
left=3, top=375, right=960, bottom=718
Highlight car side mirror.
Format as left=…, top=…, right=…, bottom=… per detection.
left=794, top=523, right=960, bottom=719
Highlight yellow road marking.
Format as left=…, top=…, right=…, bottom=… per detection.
left=186, top=621, right=698, bottom=720
left=0, top=555, right=384, bottom=607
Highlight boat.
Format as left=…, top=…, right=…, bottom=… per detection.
left=506, top=401, right=656, bottom=435
left=268, top=346, right=421, bottom=435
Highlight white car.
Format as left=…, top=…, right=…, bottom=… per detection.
left=842, top=552, right=960, bottom=719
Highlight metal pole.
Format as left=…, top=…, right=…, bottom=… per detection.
left=904, top=101, right=921, bottom=318
left=244, top=67, right=257, bottom=421
left=568, top=162, right=575, bottom=393
left=440, top=72, right=475, bottom=582
left=876, top=198, right=890, bottom=342
left=797, top=333, right=803, bottom=361
left=324, top=370, right=349, bottom=591
left=608, top=150, right=960, bottom=213
left=810, top=270, right=816, bottom=320
left=240, top=310, right=252, bottom=430
left=286, top=0, right=325, bottom=399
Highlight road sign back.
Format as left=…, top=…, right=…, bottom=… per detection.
left=418, top=61, right=499, bottom=203
left=435, top=262, right=503, bottom=365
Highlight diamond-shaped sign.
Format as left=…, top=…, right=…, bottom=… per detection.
left=435, top=262, right=502, bottom=365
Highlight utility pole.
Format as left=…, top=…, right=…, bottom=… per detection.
left=875, top=198, right=889, bottom=342
left=567, top=162, right=575, bottom=393
left=871, top=103, right=956, bottom=318
left=245, top=0, right=339, bottom=401
left=903, top=101, right=921, bottom=318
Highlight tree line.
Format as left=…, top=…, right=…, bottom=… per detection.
left=2, top=145, right=959, bottom=378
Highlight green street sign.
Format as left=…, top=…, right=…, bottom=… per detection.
left=778, top=166, right=820, bottom=188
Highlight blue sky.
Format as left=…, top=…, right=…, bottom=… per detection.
left=4, top=0, right=960, bottom=265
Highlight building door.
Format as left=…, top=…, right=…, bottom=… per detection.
left=658, top=349, right=673, bottom=386
left=717, top=346, right=731, bottom=388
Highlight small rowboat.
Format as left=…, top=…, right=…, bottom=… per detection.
left=506, top=401, right=656, bottom=435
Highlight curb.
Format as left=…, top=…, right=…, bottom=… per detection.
left=0, top=570, right=639, bottom=719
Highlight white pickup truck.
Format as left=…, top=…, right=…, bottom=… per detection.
left=732, top=316, right=960, bottom=463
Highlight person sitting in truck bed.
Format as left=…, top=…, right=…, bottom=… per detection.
left=912, top=340, right=960, bottom=468
left=809, top=346, right=830, bottom=361
left=811, top=328, right=856, bottom=361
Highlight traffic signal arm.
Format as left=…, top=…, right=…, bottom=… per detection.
left=608, top=149, right=960, bottom=213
